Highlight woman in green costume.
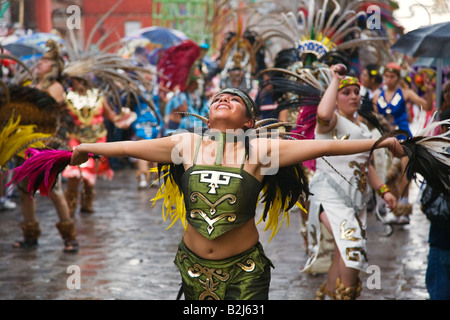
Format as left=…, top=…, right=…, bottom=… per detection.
left=70, top=86, right=405, bottom=300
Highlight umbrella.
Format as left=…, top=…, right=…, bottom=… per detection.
left=391, top=21, right=450, bottom=109
left=0, top=48, right=17, bottom=67
left=414, top=57, right=450, bottom=68
left=3, top=43, right=44, bottom=60
left=15, top=32, right=64, bottom=51
left=128, top=26, right=188, bottom=49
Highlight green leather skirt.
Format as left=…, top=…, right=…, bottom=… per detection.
left=174, top=240, right=274, bottom=300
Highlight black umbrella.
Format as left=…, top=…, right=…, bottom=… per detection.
left=391, top=21, right=450, bottom=109
left=391, top=22, right=450, bottom=59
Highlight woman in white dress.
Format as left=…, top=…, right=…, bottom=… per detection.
left=301, top=67, right=397, bottom=299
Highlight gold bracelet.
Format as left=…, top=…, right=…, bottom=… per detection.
left=316, top=114, right=330, bottom=126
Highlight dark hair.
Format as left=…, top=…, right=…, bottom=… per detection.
left=214, top=88, right=258, bottom=120
left=134, top=46, right=146, bottom=55
left=440, top=108, right=450, bottom=128
left=366, top=64, right=382, bottom=84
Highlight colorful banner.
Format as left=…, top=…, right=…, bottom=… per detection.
left=152, top=0, right=214, bottom=45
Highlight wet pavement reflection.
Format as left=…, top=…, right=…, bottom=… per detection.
left=0, top=168, right=430, bottom=300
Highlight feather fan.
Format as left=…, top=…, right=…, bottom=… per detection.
left=370, top=112, right=450, bottom=195
left=7, top=149, right=74, bottom=196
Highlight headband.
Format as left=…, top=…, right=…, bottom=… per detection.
left=338, top=76, right=360, bottom=90
left=384, top=62, right=401, bottom=75
left=214, top=88, right=257, bottom=120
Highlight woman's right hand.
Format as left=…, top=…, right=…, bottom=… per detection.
left=70, top=145, right=90, bottom=166
left=330, top=64, right=347, bottom=80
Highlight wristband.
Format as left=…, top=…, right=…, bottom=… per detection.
left=378, top=184, right=389, bottom=198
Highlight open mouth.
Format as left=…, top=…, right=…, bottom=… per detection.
left=216, top=104, right=230, bottom=110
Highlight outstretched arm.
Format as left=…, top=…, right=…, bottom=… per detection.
left=70, top=132, right=195, bottom=166
left=274, top=136, right=403, bottom=168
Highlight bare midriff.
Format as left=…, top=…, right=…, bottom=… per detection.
left=183, top=218, right=259, bottom=260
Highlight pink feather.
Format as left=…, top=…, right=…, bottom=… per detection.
left=7, top=148, right=73, bottom=197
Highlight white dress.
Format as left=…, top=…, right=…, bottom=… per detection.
left=302, top=114, right=372, bottom=274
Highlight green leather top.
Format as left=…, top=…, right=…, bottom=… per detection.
left=181, top=133, right=262, bottom=239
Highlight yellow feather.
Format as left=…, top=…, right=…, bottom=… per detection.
left=149, top=166, right=187, bottom=230
left=257, top=184, right=308, bottom=242
left=0, top=115, right=51, bottom=167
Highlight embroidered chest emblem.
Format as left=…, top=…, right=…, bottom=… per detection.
left=191, top=170, right=243, bottom=194
left=349, top=161, right=368, bottom=192
left=333, top=129, right=350, bottom=140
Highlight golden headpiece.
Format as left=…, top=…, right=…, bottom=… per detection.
left=41, top=39, right=64, bottom=72
left=338, top=76, right=360, bottom=91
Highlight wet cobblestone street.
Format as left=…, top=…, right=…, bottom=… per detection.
left=0, top=167, right=430, bottom=300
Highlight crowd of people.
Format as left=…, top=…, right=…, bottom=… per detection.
left=1, top=3, right=450, bottom=301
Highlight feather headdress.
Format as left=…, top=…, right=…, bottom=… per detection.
left=157, top=40, right=200, bottom=92
left=62, top=0, right=156, bottom=112
left=0, top=85, right=61, bottom=135
left=63, top=52, right=156, bottom=112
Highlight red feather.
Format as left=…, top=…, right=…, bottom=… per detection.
left=157, top=40, right=200, bottom=92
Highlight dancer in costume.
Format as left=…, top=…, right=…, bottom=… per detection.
left=4, top=41, right=79, bottom=252
left=62, top=77, right=133, bottom=215
left=374, top=62, right=432, bottom=138
left=373, top=62, right=433, bottom=224
left=301, top=69, right=397, bottom=300
left=66, top=87, right=409, bottom=300
left=61, top=28, right=157, bottom=211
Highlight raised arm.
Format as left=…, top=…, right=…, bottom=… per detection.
left=70, top=132, right=196, bottom=166
left=315, top=66, right=344, bottom=133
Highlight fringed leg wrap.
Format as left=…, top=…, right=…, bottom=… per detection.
left=56, top=220, right=78, bottom=253
left=14, top=221, right=41, bottom=248
left=392, top=203, right=413, bottom=217
left=80, top=179, right=94, bottom=213
left=334, top=277, right=362, bottom=300
left=65, top=190, right=79, bottom=217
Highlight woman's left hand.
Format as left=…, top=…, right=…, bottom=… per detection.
left=383, top=192, right=397, bottom=211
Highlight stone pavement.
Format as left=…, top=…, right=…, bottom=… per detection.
left=0, top=167, right=430, bottom=300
